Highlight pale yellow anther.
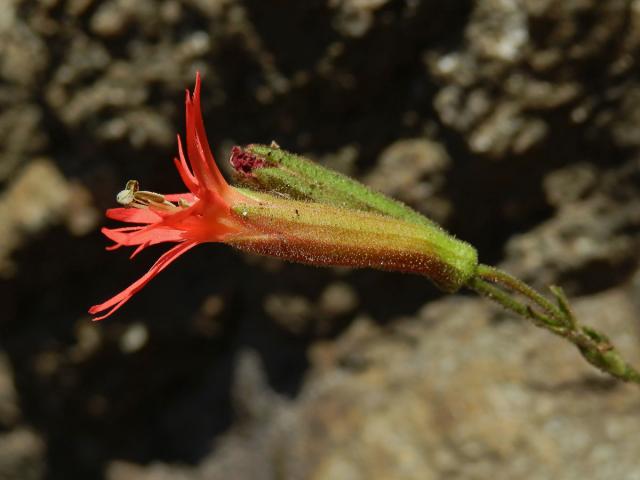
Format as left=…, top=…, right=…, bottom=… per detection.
left=116, top=179, right=185, bottom=211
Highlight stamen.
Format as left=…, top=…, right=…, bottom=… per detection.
left=116, top=180, right=140, bottom=206
left=116, top=180, right=187, bottom=211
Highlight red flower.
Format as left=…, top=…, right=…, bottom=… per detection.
left=89, top=73, right=254, bottom=320
left=90, top=74, right=479, bottom=321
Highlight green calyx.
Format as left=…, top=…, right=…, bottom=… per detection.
left=231, top=144, right=438, bottom=228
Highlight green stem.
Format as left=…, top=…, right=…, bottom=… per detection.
left=466, top=276, right=564, bottom=333
left=476, top=264, right=565, bottom=326
left=467, top=267, right=640, bottom=385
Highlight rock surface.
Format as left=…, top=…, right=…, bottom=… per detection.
left=1, top=1, right=640, bottom=479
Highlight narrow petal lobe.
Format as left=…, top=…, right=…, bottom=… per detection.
left=89, top=241, right=197, bottom=321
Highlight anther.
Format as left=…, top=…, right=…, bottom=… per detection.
left=116, top=180, right=180, bottom=211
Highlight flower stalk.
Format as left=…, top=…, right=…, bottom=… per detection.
left=468, top=266, right=640, bottom=383
left=90, top=73, right=640, bottom=386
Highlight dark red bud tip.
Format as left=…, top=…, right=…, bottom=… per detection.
left=230, top=146, right=265, bottom=176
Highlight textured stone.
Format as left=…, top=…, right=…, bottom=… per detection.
left=2, top=1, right=640, bottom=478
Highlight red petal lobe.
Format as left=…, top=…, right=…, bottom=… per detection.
left=89, top=241, right=197, bottom=320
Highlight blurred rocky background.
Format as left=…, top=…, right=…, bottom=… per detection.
left=1, top=0, right=640, bottom=479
